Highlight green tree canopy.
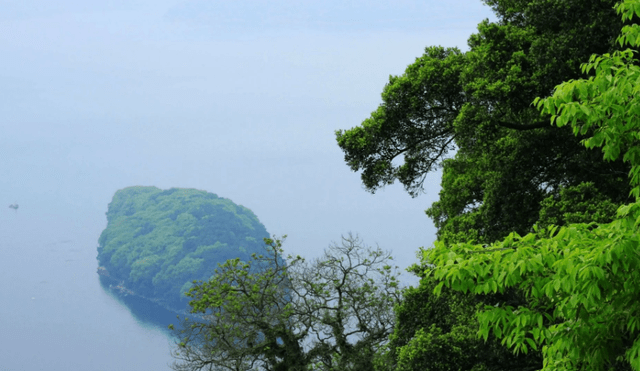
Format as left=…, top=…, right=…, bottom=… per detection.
left=96, top=186, right=269, bottom=311
left=376, top=269, right=541, bottom=371
left=336, top=0, right=631, bottom=245
left=427, top=2, right=640, bottom=369
left=343, top=2, right=638, bottom=371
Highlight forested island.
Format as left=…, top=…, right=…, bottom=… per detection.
left=96, top=186, right=270, bottom=312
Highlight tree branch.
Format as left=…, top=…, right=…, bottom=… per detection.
left=466, top=246, right=517, bottom=254
left=496, top=120, right=551, bottom=130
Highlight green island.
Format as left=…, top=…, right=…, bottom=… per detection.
left=96, top=186, right=269, bottom=312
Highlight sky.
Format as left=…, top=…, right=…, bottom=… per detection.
left=0, top=0, right=497, bottom=284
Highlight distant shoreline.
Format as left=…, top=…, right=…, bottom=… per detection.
left=97, top=266, right=187, bottom=314
left=96, top=266, right=209, bottom=329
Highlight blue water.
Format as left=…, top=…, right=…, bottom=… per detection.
left=0, top=210, right=176, bottom=371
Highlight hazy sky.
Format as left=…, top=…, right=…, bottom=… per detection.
left=1, top=0, right=496, bottom=284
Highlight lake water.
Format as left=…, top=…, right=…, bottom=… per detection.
left=0, top=209, right=178, bottom=371
left=0, top=150, right=436, bottom=371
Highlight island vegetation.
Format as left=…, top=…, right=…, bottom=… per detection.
left=97, top=186, right=270, bottom=312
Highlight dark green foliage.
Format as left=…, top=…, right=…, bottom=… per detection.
left=338, top=1, right=637, bottom=371
left=335, top=46, right=465, bottom=196
left=97, top=186, right=269, bottom=311
left=337, top=0, right=631, bottom=246
left=537, top=182, right=620, bottom=231
left=426, top=2, right=640, bottom=369
left=377, top=269, right=541, bottom=371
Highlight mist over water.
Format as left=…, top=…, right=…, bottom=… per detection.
left=0, top=211, right=175, bottom=371
left=0, top=159, right=438, bottom=370
left=0, top=1, right=496, bottom=369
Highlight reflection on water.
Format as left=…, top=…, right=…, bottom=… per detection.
left=98, top=276, right=187, bottom=338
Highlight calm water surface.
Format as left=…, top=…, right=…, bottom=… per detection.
left=0, top=208, right=176, bottom=371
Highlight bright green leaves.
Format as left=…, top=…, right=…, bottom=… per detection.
left=343, top=1, right=637, bottom=371
left=535, top=1, right=640, bottom=197
left=616, top=0, right=640, bottom=21
left=478, top=306, right=543, bottom=354
left=427, top=209, right=640, bottom=369
left=427, top=4, right=640, bottom=367
left=380, top=267, right=543, bottom=371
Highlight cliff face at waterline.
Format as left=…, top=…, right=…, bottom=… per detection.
left=96, top=186, right=270, bottom=312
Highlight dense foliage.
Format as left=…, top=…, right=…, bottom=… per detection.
left=428, top=1, right=640, bottom=370
left=336, top=0, right=631, bottom=245
left=170, top=235, right=401, bottom=371
left=97, top=186, right=269, bottom=311
left=375, top=270, right=541, bottom=371
left=334, top=1, right=640, bottom=371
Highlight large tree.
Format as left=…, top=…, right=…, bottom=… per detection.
left=336, top=0, right=631, bottom=245
left=169, top=235, right=401, bottom=371
left=428, top=4, right=640, bottom=368
left=338, top=1, right=634, bottom=371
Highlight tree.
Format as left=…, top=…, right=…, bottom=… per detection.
left=97, top=186, right=269, bottom=311
left=336, top=0, right=630, bottom=245
left=376, top=268, right=541, bottom=371
left=342, top=2, right=635, bottom=371
left=427, top=2, right=640, bottom=370
left=170, top=234, right=401, bottom=371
